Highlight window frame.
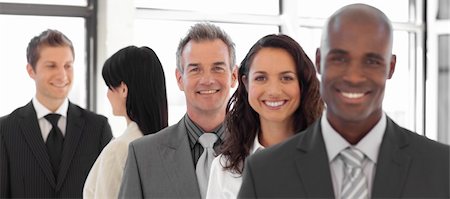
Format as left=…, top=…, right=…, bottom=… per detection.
left=0, top=1, right=97, bottom=111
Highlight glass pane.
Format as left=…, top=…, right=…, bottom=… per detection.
left=437, top=0, right=450, bottom=19
left=0, top=15, right=86, bottom=116
left=384, top=31, right=414, bottom=133
left=0, top=0, right=86, bottom=6
left=295, top=28, right=416, bottom=133
left=297, top=0, right=410, bottom=23
left=135, top=0, right=279, bottom=15
left=438, top=34, right=450, bottom=141
left=131, top=19, right=279, bottom=125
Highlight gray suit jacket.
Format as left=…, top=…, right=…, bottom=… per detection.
left=238, top=116, right=450, bottom=198
left=0, top=101, right=113, bottom=198
left=119, top=115, right=201, bottom=198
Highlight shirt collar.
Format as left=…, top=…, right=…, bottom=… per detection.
left=250, top=134, right=265, bottom=154
left=32, top=97, right=69, bottom=119
left=184, top=114, right=225, bottom=149
left=321, top=111, right=386, bottom=163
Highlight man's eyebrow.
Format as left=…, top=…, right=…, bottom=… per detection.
left=365, top=53, right=384, bottom=60
left=187, top=63, right=200, bottom=68
left=213, top=61, right=226, bottom=66
left=328, top=49, right=348, bottom=55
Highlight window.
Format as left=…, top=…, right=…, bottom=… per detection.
left=437, top=35, right=450, bottom=141
left=297, top=0, right=424, bottom=135
left=97, top=1, right=281, bottom=136
left=426, top=0, right=450, bottom=144
left=0, top=14, right=87, bottom=116
left=134, top=0, right=279, bottom=15
left=95, top=0, right=437, bottom=139
left=0, top=0, right=86, bottom=6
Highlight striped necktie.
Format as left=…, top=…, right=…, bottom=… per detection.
left=339, top=147, right=369, bottom=199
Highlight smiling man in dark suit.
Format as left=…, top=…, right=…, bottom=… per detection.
left=238, top=4, right=449, bottom=199
left=0, top=29, right=113, bottom=198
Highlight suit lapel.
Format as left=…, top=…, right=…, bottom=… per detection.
left=19, top=102, right=57, bottom=187
left=56, top=103, right=85, bottom=190
left=159, top=116, right=201, bottom=197
left=372, top=117, right=411, bottom=198
left=293, top=121, right=334, bottom=197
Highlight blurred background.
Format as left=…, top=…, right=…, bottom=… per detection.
left=0, top=0, right=449, bottom=144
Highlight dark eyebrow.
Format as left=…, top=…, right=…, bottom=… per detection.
left=280, top=71, right=296, bottom=75
left=365, top=53, right=384, bottom=61
left=252, top=71, right=267, bottom=75
left=328, top=49, right=348, bottom=55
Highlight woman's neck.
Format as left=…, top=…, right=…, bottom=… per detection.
left=259, top=119, right=295, bottom=147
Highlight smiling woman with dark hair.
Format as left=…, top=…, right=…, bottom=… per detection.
left=206, top=34, right=324, bottom=199
left=83, top=45, right=168, bottom=199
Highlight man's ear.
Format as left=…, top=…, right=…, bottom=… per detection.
left=26, top=64, right=36, bottom=79
left=387, top=54, right=396, bottom=79
left=315, top=48, right=322, bottom=74
left=231, top=65, right=238, bottom=88
left=175, top=68, right=184, bottom=91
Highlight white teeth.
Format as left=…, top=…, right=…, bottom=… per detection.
left=198, top=90, right=217, bottom=94
left=265, top=101, right=284, bottom=107
left=341, top=92, right=364, bottom=99
left=52, top=83, right=67, bottom=88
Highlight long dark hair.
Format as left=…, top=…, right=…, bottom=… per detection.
left=102, top=46, right=168, bottom=135
left=221, top=34, right=324, bottom=174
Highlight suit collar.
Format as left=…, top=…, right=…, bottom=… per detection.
left=56, top=102, right=85, bottom=190
left=32, top=97, right=69, bottom=118
left=19, top=102, right=87, bottom=191
left=372, top=116, right=411, bottom=198
left=19, top=102, right=57, bottom=188
left=184, top=114, right=225, bottom=149
left=293, top=116, right=413, bottom=198
left=321, top=113, right=387, bottom=163
left=158, top=116, right=201, bottom=197
left=294, top=120, right=335, bottom=197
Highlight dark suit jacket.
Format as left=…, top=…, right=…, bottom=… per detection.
left=238, top=116, right=450, bottom=198
left=119, top=115, right=202, bottom=198
left=0, top=101, right=113, bottom=198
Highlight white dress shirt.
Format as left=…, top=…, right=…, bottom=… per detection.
left=32, top=97, right=68, bottom=141
left=321, top=112, right=386, bottom=199
left=206, top=135, right=264, bottom=199
left=83, top=121, right=143, bottom=199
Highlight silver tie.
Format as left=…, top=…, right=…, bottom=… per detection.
left=196, top=133, right=218, bottom=199
left=340, top=147, right=369, bottom=199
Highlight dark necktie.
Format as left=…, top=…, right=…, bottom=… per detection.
left=45, top=113, right=64, bottom=178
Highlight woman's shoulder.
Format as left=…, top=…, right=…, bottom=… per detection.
left=211, top=154, right=241, bottom=178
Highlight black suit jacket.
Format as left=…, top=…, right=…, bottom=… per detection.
left=238, top=117, right=450, bottom=198
left=0, top=101, right=113, bottom=198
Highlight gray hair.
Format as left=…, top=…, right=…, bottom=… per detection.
left=176, top=23, right=236, bottom=72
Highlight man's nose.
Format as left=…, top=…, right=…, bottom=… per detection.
left=199, top=71, right=215, bottom=85
left=342, top=63, right=367, bottom=84
left=55, top=66, right=68, bottom=80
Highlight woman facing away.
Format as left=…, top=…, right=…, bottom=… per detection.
left=83, top=46, right=168, bottom=199
left=206, top=34, right=324, bottom=199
